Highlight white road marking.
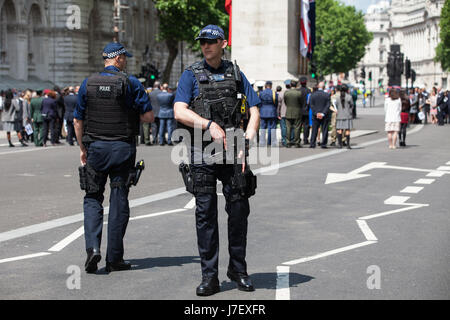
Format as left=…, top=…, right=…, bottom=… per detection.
left=0, top=252, right=52, bottom=264
left=325, top=161, right=444, bottom=185
left=356, top=220, right=378, bottom=241
left=275, top=266, right=291, bottom=300
left=427, top=171, right=447, bottom=177
left=358, top=204, right=427, bottom=220
left=0, top=146, right=64, bottom=156
left=437, top=166, right=450, bottom=171
left=48, top=226, right=84, bottom=252
left=184, top=197, right=196, bottom=209
left=384, top=196, right=410, bottom=205
left=446, top=161, right=450, bottom=165
left=414, top=178, right=435, bottom=185
left=282, top=241, right=377, bottom=266
left=400, top=186, right=424, bottom=194
left=129, top=208, right=187, bottom=221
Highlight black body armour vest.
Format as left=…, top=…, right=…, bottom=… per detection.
left=188, top=60, right=247, bottom=133
left=84, top=70, right=139, bottom=142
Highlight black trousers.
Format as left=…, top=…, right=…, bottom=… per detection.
left=191, top=163, right=250, bottom=278
left=42, top=117, right=57, bottom=145
left=83, top=140, right=136, bottom=263
left=66, top=118, right=75, bottom=144
left=310, top=114, right=330, bottom=147
left=399, top=123, right=408, bottom=143
left=437, top=106, right=448, bottom=125
left=299, top=114, right=310, bottom=143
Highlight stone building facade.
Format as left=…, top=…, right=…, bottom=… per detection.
left=349, top=0, right=449, bottom=89
left=0, top=0, right=197, bottom=89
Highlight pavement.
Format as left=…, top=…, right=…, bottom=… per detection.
left=0, top=102, right=449, bottom=301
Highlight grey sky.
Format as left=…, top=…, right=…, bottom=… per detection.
left=339, top=0, right=379, bottom=13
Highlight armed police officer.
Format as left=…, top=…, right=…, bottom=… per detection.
left=174, top=25, right=261, bottom=296
left=74, top=42, right=154, bottom=274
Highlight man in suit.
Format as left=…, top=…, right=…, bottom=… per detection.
left=157, top=83, right=175, bottom=146
left=298, top=77, right=311, bottom=144
left=147, top=81, right=162, bottom=144
left=64, top=87, right=77, bottom=145
left=258, top=81, right=278, bottom=146
left=309, top=81, right=331, bottom=149
left=436, top=88, right=448, bottom=126
left=283, top=79, right=303, bottom=148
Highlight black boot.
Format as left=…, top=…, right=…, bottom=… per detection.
left=337, top=133, right=343, bottom=149
left=20, top=139, right=28, bottom=147
left=346, top=135, right=351, bottom=149
left=8, top=140, right=15, bottom=147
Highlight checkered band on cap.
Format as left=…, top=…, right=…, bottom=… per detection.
left=103, top=48, right=127, bottom=59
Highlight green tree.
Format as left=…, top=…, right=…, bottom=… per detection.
left=435, top=0, right=450, bottom=72
left=313, top=0, right=372, bottom=78
left=152, top=0, right=228, bottom=83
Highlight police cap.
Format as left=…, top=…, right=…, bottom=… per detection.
left=195, top=25, right=225, bottom=40
left=102, top=42, right=133, bottom=59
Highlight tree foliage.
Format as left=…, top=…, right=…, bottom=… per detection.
left=152, top=0, right=228, bottom=82
left=435, top=0, right=450, bottom=72
left=314, top=0, right=372, bottom=78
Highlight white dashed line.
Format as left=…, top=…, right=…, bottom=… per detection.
left=275, top=266, right=291, bottom=300
left=0, top=252, right=52, bottom=264
left=400, top=186, right=424, bottom=194
left=414, top=178, right=435, bottom=185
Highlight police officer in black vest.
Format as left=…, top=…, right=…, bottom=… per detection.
left=74, top=42, right=154, bottom=274
left=174, top=25, right=261, bottom=296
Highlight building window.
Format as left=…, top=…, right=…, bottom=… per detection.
left=379, top=51, right=384, bottom=62
left=380, top=37, right=384, bottom=44
left=380, top=24, right=384, bottom=30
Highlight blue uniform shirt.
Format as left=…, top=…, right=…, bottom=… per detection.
left=74, top=66, right=152, bottom=120
left=174, top=59, right=261, bottom=109
left=258, top=88, right=278, bottom=119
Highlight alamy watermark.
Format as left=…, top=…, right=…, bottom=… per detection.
left=66, top=265, right=81, bottom=290
left=66, top=5, right=81, bottom=30
left=366, top=265, right=381, bottom=290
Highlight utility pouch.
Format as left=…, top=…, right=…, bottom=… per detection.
left=244, top=169, right=257, bottom=198
left=79, top=166, right=88, bottom=191
left=79, top=164, right=104, bottom=194
left=179, top=162, right=194, bottom=194
left=231, top=168, right=257, bottom=199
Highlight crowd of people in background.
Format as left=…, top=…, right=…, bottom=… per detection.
left=384, top=86, right=449, bottom=149
left=0, top=80, right=448, bottom=150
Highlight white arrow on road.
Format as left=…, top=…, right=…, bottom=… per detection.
left=325, top=162, right=448, bottom=185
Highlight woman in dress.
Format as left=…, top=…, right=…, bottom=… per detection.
left=384, top=89, right=401, bottom=149
left=429, top=87, right=438, bottom=124
left=335, top=84, right=354, bottom=149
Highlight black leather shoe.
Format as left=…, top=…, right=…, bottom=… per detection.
left=105, top=260, right=132, bottom=272
left=85, top=249, right=101, bottom=273
left=196, top=276, right=220, bottom=296
left=227, top=270, right=255, bottom=292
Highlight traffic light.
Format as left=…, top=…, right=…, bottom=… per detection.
left=411, top=69, right=416, bottom=84
left=360, top=67, right=366, bottom=79
left=368, top=71, right=372, bottom=81
left=405, top=59, right=411, bottom=79
left=310, top=62, right=317, bottom=79
left=139, top=63, right=160, bottom=87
